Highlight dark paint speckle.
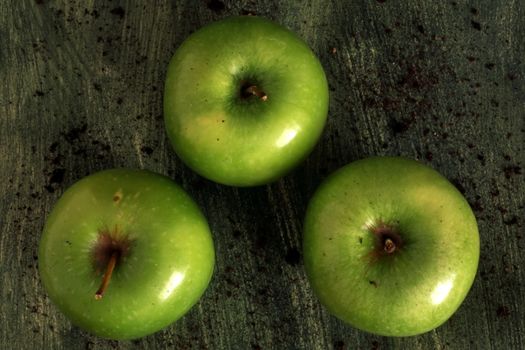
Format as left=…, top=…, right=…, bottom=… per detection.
left=496, top=305, right=511, bottom=318
left=503, top=165, right=522, bottom=179
left=477, top=154, right=486, bottom=165
left=390, top=118, right=411, bottom=134
left=207, top=0, right=225, bottom=12
left=49, top=168, right=65, bottom=184
left=140, top=146, right=153, bottom=156
left=110, top=6, right=125, bottom=18
left=503, top=216, right=518, bottom=226
left=471, top=20, right=481, bottom=30
left=284, top=248, right=301, bottom=266
left=62, top=124, right=88, bottom=144
left=471, top=199, right=484, bottom=212
left=49, top=142, right=59, bottom=153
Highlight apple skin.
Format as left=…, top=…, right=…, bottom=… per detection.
left=303, top=157, right=480, bottom=336
left=38, top=169, right=215, bottom=340
left=164, top=16, right=329, bottom=186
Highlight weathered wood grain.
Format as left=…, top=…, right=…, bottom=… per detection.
left=1, top=0, right=523, bottom=349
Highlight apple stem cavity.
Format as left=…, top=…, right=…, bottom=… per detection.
left=367, top=223, right=403, bottom=262
left=95, top=251, right=118, bottom=300
left=241, top=83, right=268, bottom=101
left=92, top=226, right=133, bottom=299
left=383, top=238, right=396, bottom=254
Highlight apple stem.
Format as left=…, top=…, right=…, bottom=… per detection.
left=95, top=251, right=118, bottom=300
left=244, top=85, right=268, bottom=101
left=384, top=238, right=396, bottom=254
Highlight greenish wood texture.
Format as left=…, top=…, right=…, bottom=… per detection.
left=1, top=0, right=524, bottom=349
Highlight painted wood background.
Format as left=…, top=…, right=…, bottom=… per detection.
left=1, top=0, right=523, bottom=349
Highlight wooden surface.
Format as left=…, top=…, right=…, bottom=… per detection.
left=1, top=0, right=524, bottom=349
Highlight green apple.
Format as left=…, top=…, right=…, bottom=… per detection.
left=303, top=157, right=479, bottom=336
left=38, top=169, right=215, bottom=340
left=164, top=16, right=329, bottom=186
